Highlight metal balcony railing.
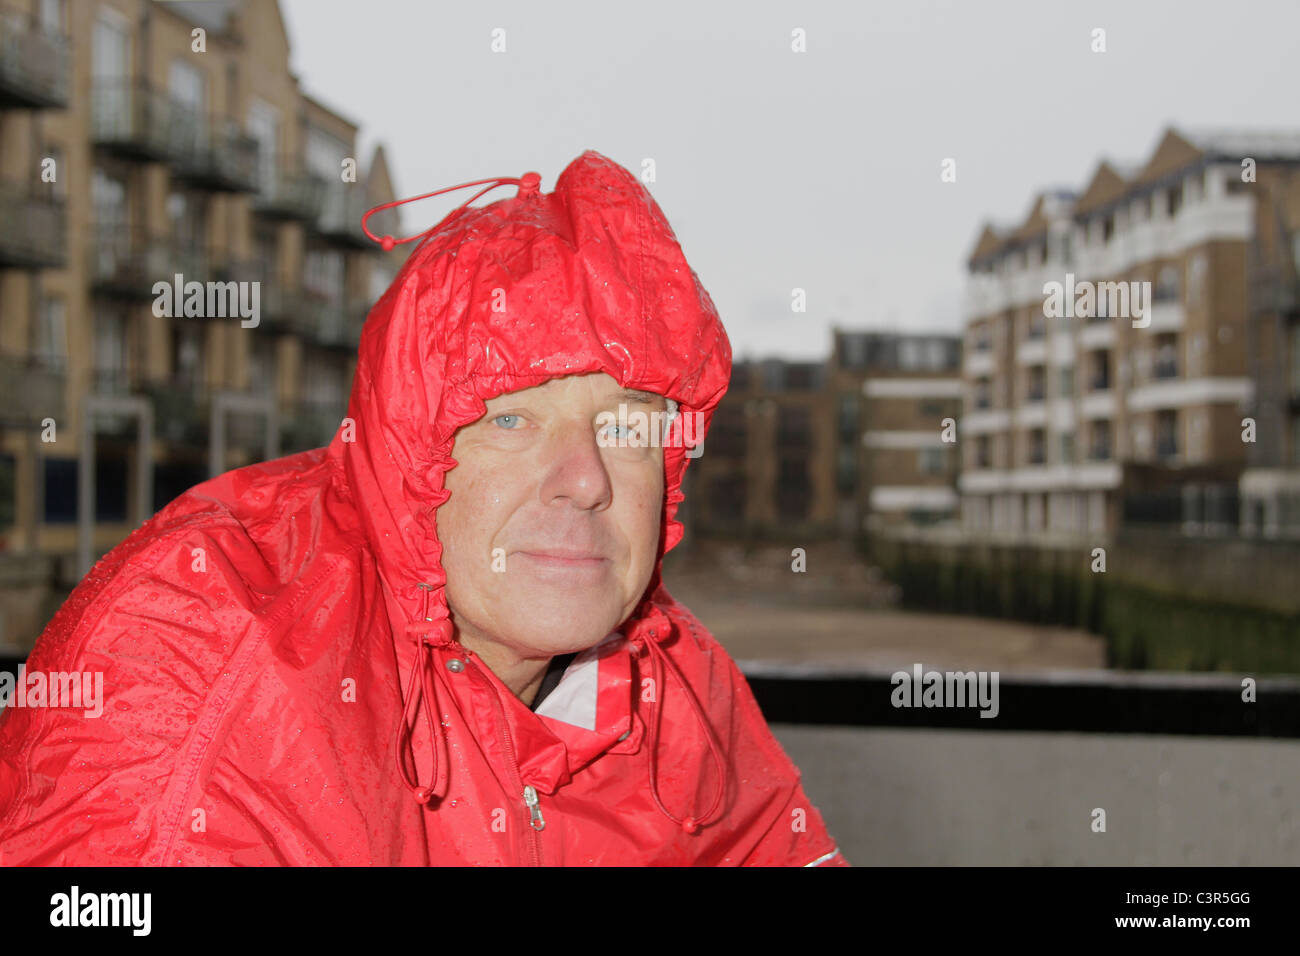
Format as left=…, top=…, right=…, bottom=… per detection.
left=0, top=182, right=65, bottom=268
left=280, top=399, right=346, bottom=451
left=252, top=161, right=329, bottom=222
left=1155, top=436, right=1179, bottom=460
left=1153, top=359, right=1179, bottom=380
left=141, top=376, right=207, bottom=445
left=0, top=5, right=69, bottom=108
left=314, top=182, right=373, bottom=249
left=172, top=114, right=260, bottom=193
left=88, top=225, right=170, bottom=299
left=90, top=80, right=176, bottom=161
left=0, top=352, right=65, bottom=427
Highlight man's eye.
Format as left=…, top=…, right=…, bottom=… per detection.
left=492, top=414, right=522, bottom=429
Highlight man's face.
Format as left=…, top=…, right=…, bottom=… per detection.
left=437, top=372, right=666, bottom=662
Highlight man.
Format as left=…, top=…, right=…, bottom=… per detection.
left=0, top=150, right=846, bottom=866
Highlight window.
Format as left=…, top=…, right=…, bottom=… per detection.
left=94, top=310, right=126, bottom=391
left=248, top=340, right=275, bottom=395
left=1102, top=215, right=1115, bottom=244
left=838, top=394, right=859, bottom=442
left=918, top=399, right=946, bottom=417
left=45, top=146, right=66, bottom=199
left=918, top=447, right=946, bottom=475
left=1156, top=410, right=1178, bottom=459
left=1058, top=432, right=1075, bottom=465
left=1155, top=264, right=1180, bottom=303
left=92, top=13, right=128, bottom=80
left=1290, top=326, right=1300, bottom=393
left=247, top=99, right=279, bottom=196
left=40, top=0, right=61, bottom=32
left=1028, top=429, right=1046, bottom=465
left=169, top=59, right=207, bottom=152
left=1027, top=365, right=1046, bottom=402
left=1187, top=253, right=1207, bottom=307
left=1168, top=184, right=1182, bottom=219
left=1090, top=421, right=1112, bottom=460
left=306, top=127, right=348, bottom=182
left=1091, top=350, right=1111, bottom=391
left=0, top=453, right=15, bottom=529
left=836, top=446, right=856, bottom=493
left=304, top=249, right=344, bottom=300
left=1058, top=365, right=1074, bottom=398
left=34, top=298, right=66, bottom=369
left=899, top=339, right=922, bottom=370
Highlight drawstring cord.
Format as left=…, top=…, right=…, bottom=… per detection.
left=395, top=583, right=453, bottom=805
left=629, top=612, right=728, bottom=834
left=394, top=582, right=728, bottom=833
left=362, top=172, right=543, bottom=251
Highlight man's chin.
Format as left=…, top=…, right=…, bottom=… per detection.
left=500, top=607, right=625, bottom=658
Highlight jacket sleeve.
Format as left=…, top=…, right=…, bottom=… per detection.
left=667, top=600, right=849, bottom=867
left=0, top=517, right=265, bottom=866
left=724, top=655, right=850, bottom=867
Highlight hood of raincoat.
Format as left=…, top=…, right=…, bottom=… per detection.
left=324, top=149, right=733, bottom=818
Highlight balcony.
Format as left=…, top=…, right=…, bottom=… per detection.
left=91, top=80, right=176, bottom=162
left=88, top=226, right=170, bottom=299
left=252, top=162, right=329, bottom=222
left=1155, top=435, right=1179, bottom=461
left=0, top=6, right=69, bottom=108
left=172, top=114, right=260, bottom=193
left=1153, top=358, right=1179, bottom=380
left=142, top=377, right=207, bottom=445
left=314, top=182, right=373, bottom=249
left=0, top=183, right=64, bottom=268
left=292, top=296, right=365, bottom=350
left=0, top=352, right=65, bottom=427
left=281, top=399, right=346, bottom=452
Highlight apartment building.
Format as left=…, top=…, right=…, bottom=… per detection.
left=830, top=330, right=961, bottom=532
left=685, top=358, right=839, bottom=541
left=684, top=330, right=961, bottom=543
left=0, top=0, right=405, bottom=650
left=960, top=127, right=1300, bottom=540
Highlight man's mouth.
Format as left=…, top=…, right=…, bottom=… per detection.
left=515, top=550, right=610, bottom=574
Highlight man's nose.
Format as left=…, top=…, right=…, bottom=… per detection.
left=538, top=420, right=613, bottom=511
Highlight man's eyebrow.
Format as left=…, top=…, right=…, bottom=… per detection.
left=617, top=388, right=663, bottom=404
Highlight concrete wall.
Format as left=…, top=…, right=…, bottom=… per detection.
left=775, top=724, right=1300, bottom=865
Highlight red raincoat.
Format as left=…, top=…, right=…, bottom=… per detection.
left=0, top=150, right=846, bottom=866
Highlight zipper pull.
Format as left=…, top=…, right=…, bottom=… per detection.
left=523, top=785, right=546, bottom=831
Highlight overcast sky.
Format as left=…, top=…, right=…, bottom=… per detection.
left=279, top=0, right=1300, bottom=363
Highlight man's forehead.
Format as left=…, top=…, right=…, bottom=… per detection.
left=488, top=375, right=664, bottom=405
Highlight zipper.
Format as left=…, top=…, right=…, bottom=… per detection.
left=523, top=785, right=546, bottom=831
left=470, top=658, right=544, bottom=866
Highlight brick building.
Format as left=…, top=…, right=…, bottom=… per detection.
left=0, top=0, right=405, bottom=651
left=960, top=127, right=1300, bottom=540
